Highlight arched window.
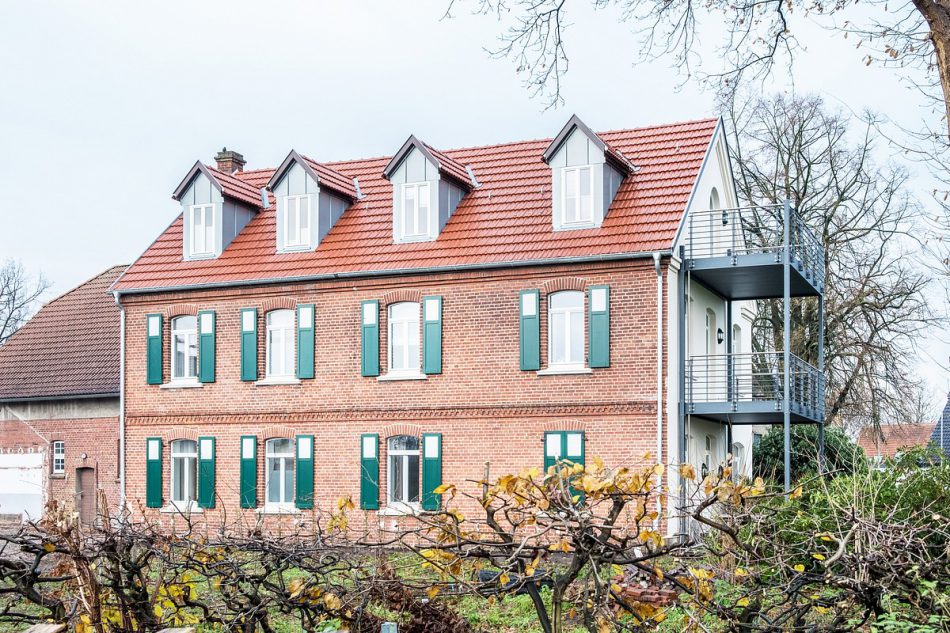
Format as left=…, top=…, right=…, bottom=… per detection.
left=732, top=324, right=742, bottom=354
left=266, top=310, right=295, bottom=377
left=709, top=187, right=721, bottom=210
left=548, top=291, right=584, bottom=368
left=170, top=439, right=198, bottom=505
left=388, top=435, right=420, bottom=506
left=265, top=438, right=295, bottom=508
left=388, top=302, right=420, bottom=373
left=171, top=315, right=198, bottom=380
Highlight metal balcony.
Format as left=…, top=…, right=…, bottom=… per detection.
left=685, top=352, right=825, bottom=424
left=684, top=203, right=825, bottom=300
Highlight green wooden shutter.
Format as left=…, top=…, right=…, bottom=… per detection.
left=545, top=431, right=585, bottom=501
left=198, top=311, right=216, bottom=383
left=360, top=300, right=380, bottom=377
left=197, top=436, right=216, bottom=509
left=239, top=435, right=258, bottom=508
left=296, top=304, right=315, bottom=379
left=422, top=296, right=443, bottom=375
left=421, top=433, right=443, bottom=510
left=519, top=290, right=540, bottom=371
left=295, top=435, right=314, bottom=509
left=588, top=285, right=610, bottom=368
left=360, top=434, right=379, bottom=510
left=240, top=309, right=258, bottom=382
left=146, top=314, right=163, bottom=385
left=565, top=431, right=585, bottom=502
left=146, top=438, right=162, bottom=508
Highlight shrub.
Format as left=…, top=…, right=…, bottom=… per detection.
left=752, top=424, right=864, bottom=482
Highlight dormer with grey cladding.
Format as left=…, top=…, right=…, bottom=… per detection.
left=542, top=115, right=632, bottom=231
left=383, top=136, right=476, bottom=244
left=172, top=161, right=260, bottom=261
left=266, top=150, right=357, bottom=253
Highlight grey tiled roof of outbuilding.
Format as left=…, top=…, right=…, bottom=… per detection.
left=0, top=265, right=125, bottom=401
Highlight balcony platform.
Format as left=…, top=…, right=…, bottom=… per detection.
left=688, top=252, right=823, bottom=300
left=687, top=400, right=824, bottom=425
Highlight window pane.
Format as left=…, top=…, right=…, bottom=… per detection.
left=284, top=457, right=295, bottom=503
left=579, top=167, right=592, bottom=220
left=417, top=184, right=429, bottom=234
left=404, top=186, right=417, bottom=234
left=390, top=454, right=404, bottom=502
left=204, top=207, right=214, bottom=253
left=174, top=457, right=185, bottom=501
left=564, top=170, right=578, bottom=222
left=267, top=438, right=293, bottom=455
left=298, top=196, right=309, bottom=233
left=267, top=310, right=294, bottom=328
left=569, top=312, right=583, bottom=363
left=267, top=458, right=280, bottom=503
left=173, top=335, right=186, bottom=378
left=550, top=313, right=566, bottom=364
left=187, top=333, right=198, bottom=377
left=286, top=198, right=299, bottom=245
left=550, top=292, right=583, bottom=310
left=407, top=454, right=420, bottom=502
left=389, top=435, right=419, bottom=451
left=187, top=458, right=197, bottom=500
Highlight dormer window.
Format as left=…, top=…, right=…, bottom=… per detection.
left=561, top=166, right=593, bottom=226
left=266, top=150, right=356, bottom=254
left=283, top=195, right=311, bottom=249
left=383, top=135, right=476, bottom=244
left=400, top=182, right=431, bottom=240
left=543, top=115, right=633, bottom=232
left=189, top=204, right=216, bottom=257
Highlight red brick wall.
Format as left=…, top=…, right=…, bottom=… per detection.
left=120, top=259, right=670, bottom=523
left=0, top=415, right=120, bottom=515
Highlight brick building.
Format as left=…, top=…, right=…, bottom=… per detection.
left=0, top=265, right=124, bottom=523
left=112, top=116, right=826, bottom=535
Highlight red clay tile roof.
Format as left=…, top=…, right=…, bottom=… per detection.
left=422, top=143, right=476, bottom=187
left=113, top=118, right=719, bottom=292
left=300, top=155, right=358, bottom=200
left=206, top=166, right=263, bottom=208
left=857, top=423, right=937, bottom=459
left=0, top=266, right=125, bottom=401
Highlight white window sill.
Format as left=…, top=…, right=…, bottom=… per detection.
left=161, top=379, right=202, bottom=389
left=185, top=252, right=217, bottom=261
left=255, top=376, right=301, bottom=386
left=554, top=222, right=599, bottom=231
left=395, top=234, right=433, bottom=244
left=377, top=371, right=428, bottom=382
left=378, top=504, right=421, bottom=516
left=537, top=366, right=593, bottom=376
left=160, top=503, right=202, bottom=514
left=277, top=245, right=313, bottom=254
left=257, top=505, right=299, bottom=515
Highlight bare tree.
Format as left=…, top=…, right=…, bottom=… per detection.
left=725, top=93, right=936, bottom=430
left=0, top=259, right=50, bottom=346
left=445, top=0, right=950, bottom=139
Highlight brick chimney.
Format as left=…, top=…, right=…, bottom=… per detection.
left=214, top=147, right=246, bottom=174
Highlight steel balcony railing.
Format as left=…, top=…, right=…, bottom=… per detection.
left=684, top=204, right=825, bottom=286
left=685, top=352, right=825, bottom=418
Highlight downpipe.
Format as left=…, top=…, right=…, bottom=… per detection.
left=653, top=252, right=663, bottom=528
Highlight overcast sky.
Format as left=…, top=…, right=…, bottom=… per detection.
left=1, top=1, right=946, bottom=403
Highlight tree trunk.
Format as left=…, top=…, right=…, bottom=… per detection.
left=913, top=0, right=950, bottom=138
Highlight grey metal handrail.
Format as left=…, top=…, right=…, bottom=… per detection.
left=685, top=352, right=824, bottom=417
left=684, top=203, right=825, bottom=286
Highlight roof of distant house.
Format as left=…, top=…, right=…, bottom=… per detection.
left=930, top=393, right=950, bottom=460
left=113, top=118, right=720, bottom=293
left=0, top=265, right=125, bottom=402
left=856, top=422, right=937, bottom=459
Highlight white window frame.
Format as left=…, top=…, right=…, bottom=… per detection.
left=170, top=439, right=198, bottom=507
left=547, top=291, right=586, bottom=369
left=387, top=435, right=420, bottom=510
left=282, top=194, right=311, bottom=249
left=171, top=316, right=198, bottom=382
left=265, top=438, right=295, bottom=510
left=400, top=182, right=430, bottom=239
left=387, top=302, right=420, bottom=374
left=189, top=203, right=216, bottom=257
left=560, top=166, right=594, bottom=227
left=265, top=310, right=296, bottom=378
left=51, top=441, right=65, bottom=474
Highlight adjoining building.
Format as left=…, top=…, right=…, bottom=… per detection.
left=111, top=116, right=825, bottom=535
left=0, top=265, right=125, bottom=524
left=857, top=422, right=938, bottom=463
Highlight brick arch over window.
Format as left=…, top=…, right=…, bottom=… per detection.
left=260, top=425, right=299, bottom=441
left=541, top=277, right=588, bottom=295
left=382, top=289, right=422, bottom=306
left=261, top=297, right=297, bottom=313
left=381, top=423, right=422, bottom=439
left=163, top=303, right=200, bottom=318
left=541, top=420, right=586, bottom=432
left=161, top=429, right=201, bottom=443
